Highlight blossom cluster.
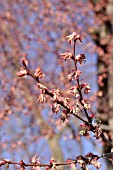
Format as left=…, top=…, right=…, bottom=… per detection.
left=66, top=32, right=83, bottom=44
left=34, top=67, right=45, bottom=79
left=15, top=32, right=113, bottom=170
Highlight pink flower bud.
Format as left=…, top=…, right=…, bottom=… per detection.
left=66, top=32, right=83, bottom=44
left=17, top=70, right=28, bottom=78
left=61, top=52, right=73, bottom=60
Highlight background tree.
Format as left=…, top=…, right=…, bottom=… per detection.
left=88, top=1, right=113, bottom=169
left=0, top=0, right=113, bottom=170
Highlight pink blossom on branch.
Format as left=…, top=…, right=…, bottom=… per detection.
left=60, top=110, right=70, bottom=122
left=38, top=94, right=46, bottom=103
left=66, top=32, right=83, bottom=44
left=49, top=157, right=58, bottom=170
left=76, top=54, right=86, bottom=65
left=37, top=83, right=47, bottom=93
left=34, top=67, right=45, bottom=79
left=67, top=71, right=75, bottom=81
left=14, top=30, right=113, bottom=170
left=82, top=99, right=91, bottom=110
left=74, top=70, right=81, bottom=80
left=70, top=163, right=76, bottom=170
left=60, top=52, right=74, bottom=61
left=70, top=86, right=80, bottom=98
left=70, top=105, right=80, bottom=114
left=67, top=70, right=81, bottom=81
left=31, top=154, right=41, bottom=170
left=22, top=58, right=28, bottom=67
left=81, top=83, right=91, bottom=94
left=61, top=97, right=69, bottom=107
left=52, top=89, right=61, bottom=100
left=90, top=157, right=101, bottom=169
left=17, top=70, right=28, bottom=78
left=52, top=102, right=60, bottom=113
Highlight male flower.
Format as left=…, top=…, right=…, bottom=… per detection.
left=66, top=32, right=83, bottom=44
left=34, top=67, right=45, bottom=79
left=38, top=94, right=46, bottom=103
left=76, top=54, right=86, bottom=65
left=70, top=86, right=80, bottom=98
left=60, top=52, right=74, bottom=61
left=75, top=70, right=81, bottom=80
left=81, top=83, right=91, bottom=94
left=17, top=70, right=28, bottom=78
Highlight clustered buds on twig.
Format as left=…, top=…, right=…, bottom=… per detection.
left=8, top=32, right=112, bottom=169
left=66, top=32, right=83, bottom=44
left=17, top=69, right=28, bottom=78
left=60, top=52, right=74, bottom=60
left=76, top=54, right=86, bottom=65
left=34, top=67, right=45, bottom=79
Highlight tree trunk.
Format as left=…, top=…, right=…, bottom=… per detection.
left=89, top=0, right=113, bottom=169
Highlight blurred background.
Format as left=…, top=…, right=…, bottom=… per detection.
left=0, top=0, right=113, bottom=169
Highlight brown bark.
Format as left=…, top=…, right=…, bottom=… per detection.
left=89, top=0, right=113, bottom=169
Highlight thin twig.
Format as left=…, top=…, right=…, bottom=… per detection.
left=73, top=40, right=91, bottom=123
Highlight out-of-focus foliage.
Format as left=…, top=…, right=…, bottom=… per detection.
left=1, top=0, right=111, bottom=170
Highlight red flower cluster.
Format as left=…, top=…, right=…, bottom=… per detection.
left=60, top=110, right=70, bottom=122
left=70, top=86, right=80, bottom=98
left=37, top=83, right=47, bottom=93
left=70, top=105, right=80, bottom=114
left=52, top=89, right=61, bottom=100
left=38, top=94, right=46, bottom=103
left=82, top=99, right=91, bottom=110
left=81, top=83, right=91, bottom=94
left=52, top=102, right=60, bottom=113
